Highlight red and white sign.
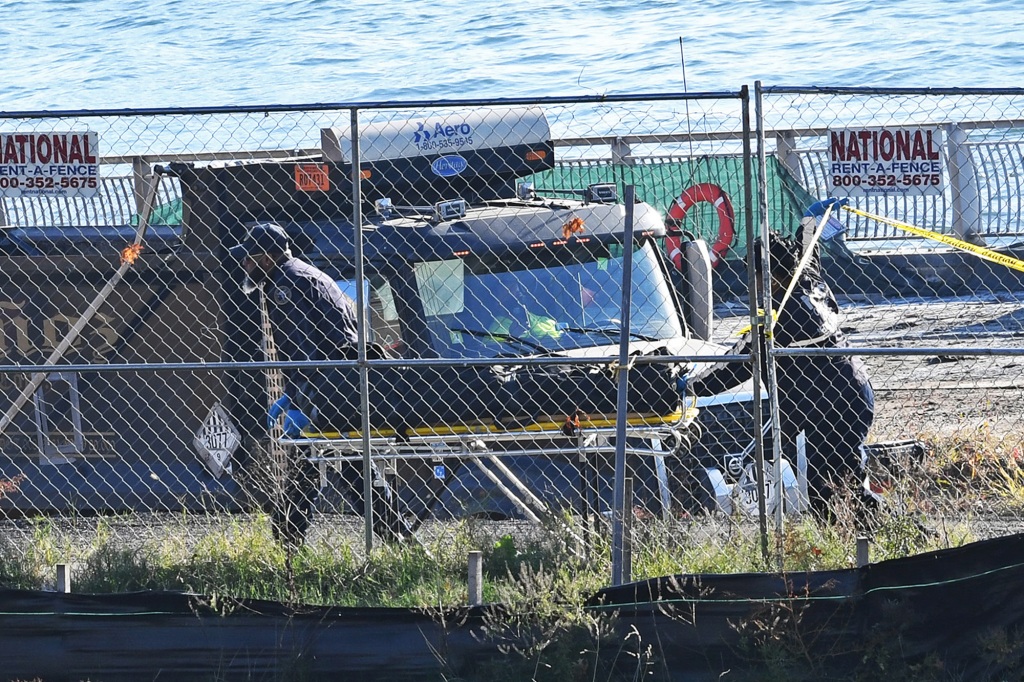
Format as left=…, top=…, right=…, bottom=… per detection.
left=828, top=126, right=944, bottom=197
left=0, top=131, right=100, bottom=198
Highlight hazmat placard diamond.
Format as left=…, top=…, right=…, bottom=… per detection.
left=194, top=403, right=241, bottom=479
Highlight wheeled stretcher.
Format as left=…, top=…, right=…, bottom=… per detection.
left=281, top=407, right=704, bottom=529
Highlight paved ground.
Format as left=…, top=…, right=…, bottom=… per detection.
left=845, top=294, right=1024, bottom=439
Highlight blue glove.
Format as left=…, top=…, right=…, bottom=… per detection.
left=282, top=409, right=311, bottom=437
left=267, top=394, right=290, bottom=431
left=676, top=374, right=689, bottom=399
left=804, top=197, right=849, bottom=218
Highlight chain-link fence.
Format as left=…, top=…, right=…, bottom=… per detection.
left=753, top=85, right=1024, bottom=558
left=2, top=87, right=1024, bottom=595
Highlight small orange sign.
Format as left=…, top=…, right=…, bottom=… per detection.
left=561, top=216, right=585, bottom=239
left=295, top=164, right=330, bottom=192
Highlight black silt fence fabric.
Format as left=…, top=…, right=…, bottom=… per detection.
left=3, top=533, right=1024, bottom=680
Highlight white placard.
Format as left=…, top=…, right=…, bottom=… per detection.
left=0, top=131, right=100, bottom=197
left=194, top=402, right=241, bottom=479
left=828, top=126, right=944, bottom=197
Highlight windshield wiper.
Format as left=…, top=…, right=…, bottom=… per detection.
left=447, top=327, right=550, bottom=354
left=560, top=326, right=661, bottom=342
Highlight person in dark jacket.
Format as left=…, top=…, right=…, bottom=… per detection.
left=229, top=222, right=407, bottom=544
left=689, top=224, right=877, bottom=520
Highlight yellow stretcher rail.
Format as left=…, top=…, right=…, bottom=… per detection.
left=843, top=205, right=1024, bottom=274
left=301, top=406, right=698, bottom=441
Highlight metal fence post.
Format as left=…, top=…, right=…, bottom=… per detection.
left=947, top=123, right=981, bottom=240
left=751, top=82, right=773, bottom=566
left=132, top=155, right=152, bottom=219
left=611, top=185, right=636, bottom=587
left=468, top=551, right=483, bottom=606
left=349, top=107, right=374, bottom=553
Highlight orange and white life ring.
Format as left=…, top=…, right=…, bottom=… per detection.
left=665, top=183, right=735, bottom=269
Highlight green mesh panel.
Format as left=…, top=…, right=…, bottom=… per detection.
left=131, top=197, right=183, bottom=227
left=525, top=155, right=816, bottom=261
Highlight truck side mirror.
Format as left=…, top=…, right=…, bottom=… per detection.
left=679, top=238, right=714, bottom=341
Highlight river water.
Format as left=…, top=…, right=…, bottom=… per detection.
left=2, top=0, right=1021, bottom=111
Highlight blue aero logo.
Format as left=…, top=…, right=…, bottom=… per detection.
left=431, top=155, right=468, bottom=177
left=414, top=120, right=472, bottom=142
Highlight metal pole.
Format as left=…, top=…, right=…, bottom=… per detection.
left=756, top=82, right=786, bottom=569
left=350, top=108, right=374, bottom=553
left=469, top=457, right=542, bottom=524
left=749, top=84, right=771, bottom=565
left=622, top=476, right=633, bottom=584
left=611, top=185, right=636, bottom=586
left=483, top=454, right=550, bottom=518
left=0, top=167, right=162, bottom=437
left=132, top=155, right=152, bottom=218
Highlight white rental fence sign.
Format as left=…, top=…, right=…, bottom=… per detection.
left=828, top=126, right=944, bottom=197
left=0, top=131, right=100, bottom=198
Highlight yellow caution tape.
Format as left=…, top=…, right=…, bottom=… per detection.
left=843, top=205, right=1024, bottom=274
left=734, top=206, right=1024, bottom=338
left=736, top=309, right=777, bottom=336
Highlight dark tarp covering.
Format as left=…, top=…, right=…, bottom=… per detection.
left=0, top=591, right=494, bottom=682
left=590, top=531, right=1024, bottom=679
left=3, top=533, right=1024, bottom=680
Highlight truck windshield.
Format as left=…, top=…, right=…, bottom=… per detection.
left=415, top=240, right=684, bottom=358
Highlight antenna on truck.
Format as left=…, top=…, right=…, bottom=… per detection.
left=679, top=36, right=696, bottom=160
